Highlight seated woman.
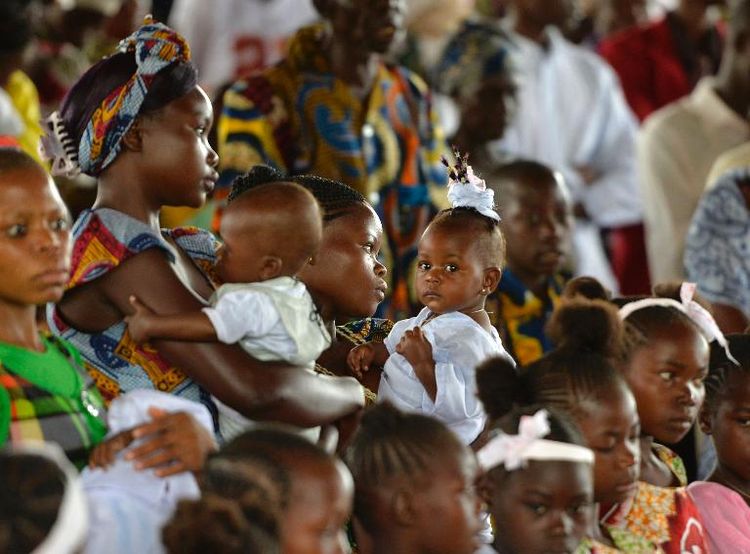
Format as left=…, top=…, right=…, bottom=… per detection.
left=42, top=20, right=366, bottom=435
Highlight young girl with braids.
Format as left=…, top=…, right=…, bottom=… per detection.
left=40, top=19, right=365, bottom=434
left=687, top=334, right=750, bottom=551
left=348, top=155, right=510, bottom=444
left=476, top=297, right=710, bottom=552
left=345, top=402, right=484, bottom=554
left=476, top=407, right=595, bottom=554
left=616, top=282, right=728, bottom=487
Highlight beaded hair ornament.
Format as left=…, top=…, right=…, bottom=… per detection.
left=441, top=148, right=500, bottom=221
left=618, top=282, right=739, bottom=365
left=39, top=16, right=191, bottom=177
left=477, top=409, right=595, bottom=472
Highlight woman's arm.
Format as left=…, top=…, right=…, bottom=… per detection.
left=60, top=249, right=364, bottom=427
left=125, top=295, right=218, bottom=344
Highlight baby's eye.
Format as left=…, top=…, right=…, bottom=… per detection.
left=417, top=261, right=431, bottom=271
left=444, top=264, right=458, bottom=272
left=658, top=371, right=675, bottom=382
left=362, top=242, right=373, bottom=254
left=6, top=223, right=26, bottom=238
left=195, top=126, right=207, bottom=136
left=594, top=443, right=615, bottom=454
left=737, top=418, right=750, bottom=427
left=526, top=503, right=547, bottom=516
left=49, top=217, right=69, bottom=232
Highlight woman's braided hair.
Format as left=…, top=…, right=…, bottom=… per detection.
left=228, top=165, right=368, bottom=222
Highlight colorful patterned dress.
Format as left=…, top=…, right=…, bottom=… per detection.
left=217, top=23, right=448, bottom=319
left=47, top=208, right=220, bottom=414
left=485, top=269, right=568, bottom=366
left=0, top=334, right=107, bottom=468
left=601, top=481, right=710, bottom=553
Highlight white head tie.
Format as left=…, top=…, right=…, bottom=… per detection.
left=477, top=409, right=594, bottom=472
left=618, top=282, right=739, bottom=365
left=442, top=150, right=500, bottom=221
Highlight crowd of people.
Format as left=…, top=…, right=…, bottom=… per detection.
left=1, top=0, right=750, bottom=552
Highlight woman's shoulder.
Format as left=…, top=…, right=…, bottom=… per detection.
left=68, top=209, right=219, bottom=288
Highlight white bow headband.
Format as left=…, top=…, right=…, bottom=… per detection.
left=618, top=282, right=739, bottom=365
left=477, top=409, right=594, bottom=472
left=442, top=151, right=501, bottom=221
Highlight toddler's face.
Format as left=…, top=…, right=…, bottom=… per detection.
left=488, top=460, right=593, bottom=554
left=623, top=324, right=708, bottom=444
left=0, top=167, right=72, bottom=307
left=415, top=226, right=492, bottom=315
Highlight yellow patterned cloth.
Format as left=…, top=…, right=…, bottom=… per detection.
left=486, top=269, right=567, bottom=366
left=217, top=24, right=448, bottom=319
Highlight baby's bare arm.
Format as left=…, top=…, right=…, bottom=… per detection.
left=125, top=295, right=218, bottom=344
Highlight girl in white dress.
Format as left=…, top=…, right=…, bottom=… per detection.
left=348, top=153, right=513, bottom=444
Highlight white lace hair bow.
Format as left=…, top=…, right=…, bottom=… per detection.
left=477, top=409, right=594, bottom=472
left=618, top=282, right=739, bottom=365
left=443, top=151, right=500, bottom=221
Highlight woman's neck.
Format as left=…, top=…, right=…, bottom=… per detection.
left=709, top=464, right=750, bottom=506
left=0, top=303, right=43, bottom=351
left=93, top=180, right=161, bottom=230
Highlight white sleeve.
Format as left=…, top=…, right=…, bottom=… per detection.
left=418, top=325, right=497, bottom=442
left=202, top=289, right=280, bottom=345
left=575, top=66, right=643, bottom=228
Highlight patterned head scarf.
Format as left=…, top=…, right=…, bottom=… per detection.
left=40, top=17, right=192, bottom=177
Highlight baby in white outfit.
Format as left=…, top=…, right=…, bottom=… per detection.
left=126, top=180, right=329, bottom=440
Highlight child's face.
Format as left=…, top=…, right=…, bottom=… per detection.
left=623, top=324, right=709, bottom=444
left=138, top=87, right=218, bottom=210
left=0, top=167, right=72, bottom=308
left=576, top=384, right=641, bottom=506
left=499, top=180, right=571, bottom=284
left=703, top=371, right=750, bottom=484
left=413, top=446, right=484, bottom=554
left=298, top=203, right=387, bottom=320
left=487, top=460, right=593, bottom=554
left=416, top=225, right=495, bottom=315
left=282, top=458, right=354, bottom=554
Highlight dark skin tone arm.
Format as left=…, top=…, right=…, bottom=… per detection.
left=125, top=295, right=218, bottom=344
left=58, top=249, right=365, bottom=428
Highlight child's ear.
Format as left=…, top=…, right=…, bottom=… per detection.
left=121, top=120, right=144, bottom=152
left=392, top=488, right=418, bottom=526
left=482, top=267, right=502, bottom=296
left=259, top=256, right=283, bottom=280
left=698, top=405, right=713, bottom=435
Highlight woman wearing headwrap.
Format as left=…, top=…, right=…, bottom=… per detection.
left=42, top=19, right=366, bottom=440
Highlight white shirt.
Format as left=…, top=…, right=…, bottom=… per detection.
left=169, top=0, right=319, bottom=94
left=203, top=277, right=331, bottom=441
left=378, top=307, right=511, bottom=445
left=638, top=78, right=750, bottom=283
left=497, top=27, right=642, bottom=229
left=203, top=277, right=331, bottom=367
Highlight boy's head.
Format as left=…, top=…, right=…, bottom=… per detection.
left=488, top=160, right=572, bottom=285
left=219, top=181, right=323, bottom=284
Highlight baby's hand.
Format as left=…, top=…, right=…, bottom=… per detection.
left=395, top=326, right=434, bottom=368
left=89, top=428, right=135, bottom=469
left=124, top=295, right=156, bottom=344
left=347, top=343, right=377, bottom=379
